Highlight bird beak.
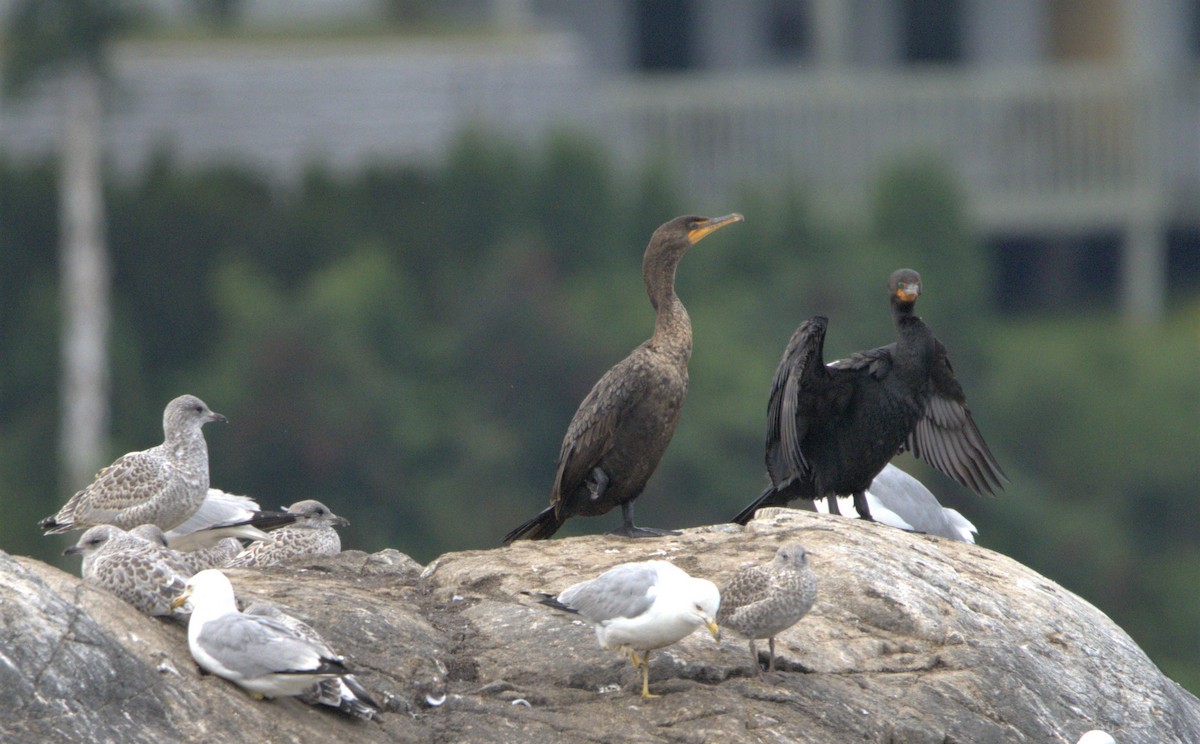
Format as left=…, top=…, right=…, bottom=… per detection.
left=208, top=411, right=229, bottom=424
left=332, top=515, right=350, bottom=527
left=63, top=545, right=82, bottom=556
left=705, top=617, right=721, bottom=641
left=170, top=587, right=193, bottom=611
left=895, top=283, right=920, bottom=303
left=687, top=213, right=744, bottom=244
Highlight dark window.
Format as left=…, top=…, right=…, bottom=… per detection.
left=902, top=0, right=963, bottom=64
left=634, top=0, right=695, bottom=70
left=767, top=0, right=811, bottom=63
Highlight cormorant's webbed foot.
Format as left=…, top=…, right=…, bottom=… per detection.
left=852, top=491, right=875, bottom=521
left=609, top=502, right=680, bottom=538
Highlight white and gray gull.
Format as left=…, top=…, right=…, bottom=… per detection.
left=170, top=569, right=350, bottom=700
left=815, top=463, right=977, bottom=542
left=242, top=601, right=383, bottom=720
left=527, top=560, right=721, bottom=699
left=41, top=394, right=227, bottom=534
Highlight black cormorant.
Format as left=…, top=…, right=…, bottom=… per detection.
left=731, top=268, right=1005, bottom=525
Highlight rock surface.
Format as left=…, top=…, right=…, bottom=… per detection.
left=3, top=509, right=1197, bottom=743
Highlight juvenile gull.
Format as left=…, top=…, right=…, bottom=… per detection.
left=243, top=601, right=383, bottom=720
left=41, top=394, right=227, bottom=534
left=814, top=463, right=977, bottom=542
left=170, top=569, right=350, bottom=700
left=129, top=524, right=243, bottom=575
left=64, top=524, right=190, bottom=617
left=162, top=488, right=295, bottom=551
left=717, top=542, right=817, bottom=679
left=527, top=560, right=721, bottom=699
left=225, top=500, right=348, bottom=568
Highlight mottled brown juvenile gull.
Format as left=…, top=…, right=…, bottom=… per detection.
left=527, top=560, right=721, bottom=699
left=41, top=394, right=227, bottom=534
left=243, top=601, right=383, bottom=720
left=161, top=488, right=296, bottom=551
left=170, top=569, right=350, bottom=700
left=129, top=524, right=243, bottom=575
left=717, top=542, right=817, bottom=679
left=64, top=524, right=190, bottom=617
left=814, top=463, right=977, bottom=542
left=225, top=500, right=348, bottom=568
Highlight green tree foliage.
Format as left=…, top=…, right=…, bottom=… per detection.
left=0, top=135, right=1195, bottom=693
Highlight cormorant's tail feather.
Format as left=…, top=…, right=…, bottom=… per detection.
left=730, top=480, right=815, bottom=525
left=502, top=506, right=565, bottom=544
left=730, top=485, right=782, bottom=526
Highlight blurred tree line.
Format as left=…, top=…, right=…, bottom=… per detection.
left=1, top=129, right=1197, bottom=692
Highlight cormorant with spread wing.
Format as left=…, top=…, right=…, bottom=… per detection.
left=731, top=268, right=1005, bottom=525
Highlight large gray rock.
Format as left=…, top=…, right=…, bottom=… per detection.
left=3, top=510, right=1196, bottom=743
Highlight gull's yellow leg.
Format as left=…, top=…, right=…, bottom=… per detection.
left=637, top=650, right=659, bottom=699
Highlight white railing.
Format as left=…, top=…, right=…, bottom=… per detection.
left=589, top=67, right=1183, bottom=230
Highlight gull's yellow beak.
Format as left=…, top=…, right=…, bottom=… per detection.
left=705, top=617, right=721, bottom=641
left=687, top=213, right=744, bottom=245
left=170, top=587, right=192, bottom=611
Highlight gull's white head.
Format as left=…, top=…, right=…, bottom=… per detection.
left=171, top=568, right=235, bottom=613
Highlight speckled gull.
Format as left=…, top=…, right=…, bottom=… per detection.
left=64, top=524, right=190, bottom=617
left=814, top=463, right=977, bottom=542
left=40, top=394, right=227, bottom=534
left=527, top=560, right=721, bottom=699
left=717, top=542, right=817, bottom=679
left=128, top=524, right=243, bottom=576
left=225, top=500, right=348, bottom=568
left=170, top=569, right=349, bottom=700
left=161, top=488, right=295, bottom=551
left=242, top=601, right=383, bottom=720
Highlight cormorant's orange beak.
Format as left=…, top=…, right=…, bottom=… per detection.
left=687, top=213, right=744, bottom=244
left=895, top=283, right=920, bottom=303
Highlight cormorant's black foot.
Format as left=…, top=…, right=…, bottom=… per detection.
left=852, top=491, right=875, bottom=522
left=607, top=524, right=681, bottom=538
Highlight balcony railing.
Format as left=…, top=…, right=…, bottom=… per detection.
left=589, top=67, right=1184, bottom=230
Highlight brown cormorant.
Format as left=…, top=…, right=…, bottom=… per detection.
left=504, top=213, right=744, bottom=543
left=731, top=268, right=1005, bottom=525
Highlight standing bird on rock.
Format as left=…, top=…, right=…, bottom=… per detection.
left=41, top=395, right=227, bottom=534
left=731, top=269, right=1005, bottom=525
left=504, top=213, right=744, bottom=543
left=526, top=560, right=721, bottom=699
left=717, top=542, right=817, bottom=680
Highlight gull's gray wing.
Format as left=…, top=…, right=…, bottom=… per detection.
left=196, top=613, right=338, bottom=678
left=557, top=563, right=658, bottom=623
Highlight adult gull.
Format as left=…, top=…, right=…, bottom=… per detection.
left=243, top=601, right=383, bottom=720
left=170, top=569, right=350, bottom=700
left=814, top=463, right=977, bottom=542
left=527, top=560, right=721, bottom=698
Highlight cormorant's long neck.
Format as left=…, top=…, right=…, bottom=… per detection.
left=645, top=253, right=692, bottom=364
left=892, top=299, right=934, bottom=366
